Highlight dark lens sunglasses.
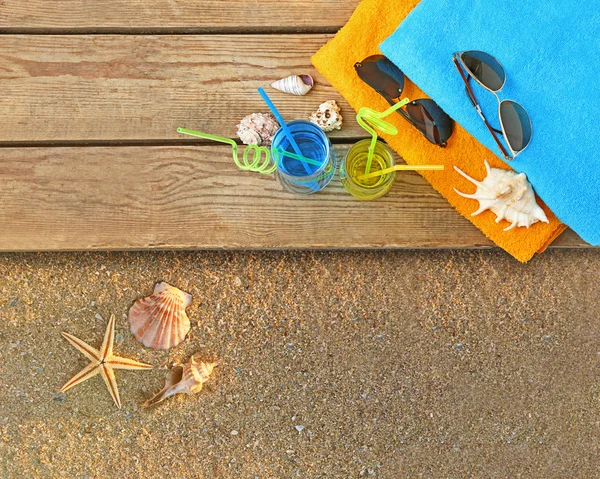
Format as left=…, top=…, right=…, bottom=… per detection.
left=452, top=50, right=532, bottom=161
left=354, top=55, right=454, bottom=147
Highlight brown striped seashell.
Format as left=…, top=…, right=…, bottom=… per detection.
left=270, top=74, right=314, bottom=96
left=142, top=354, right=215, bottom=408
left=128, top=282, right=192, bottom=350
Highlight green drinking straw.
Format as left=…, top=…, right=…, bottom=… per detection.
left=273, top=148, right=322, bottom=167
left=356, top=98, right=445, bottom=176
left=257, top=87, right=312, bottom=175
left=177, top=127, right=316, bottom=174
left=177, top=127, right=276, bottom=174
left=357, top=164, right=445, bottom=181
left=356, top=98, right=410, bottom=174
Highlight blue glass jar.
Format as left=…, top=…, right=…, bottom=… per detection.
left=271, top=120, right=338, bottom=194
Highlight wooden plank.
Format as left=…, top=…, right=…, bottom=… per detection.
left=0, top=34, right=366, bottom=142
left=0, top=0, right=359, bottom=31
left=545, top=228, right=585, bottom=248
left=5, top=144, right=585, bottom=252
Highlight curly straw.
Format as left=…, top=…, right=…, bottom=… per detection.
left=356, top=98, right=411, bottom=174
left=177, top=127, right=277, bottom=174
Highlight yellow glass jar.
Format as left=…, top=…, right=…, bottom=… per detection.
left=340, top=139, right=396, bottom=200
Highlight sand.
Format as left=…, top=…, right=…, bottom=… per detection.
left=1, top=250, right=599, bottom=478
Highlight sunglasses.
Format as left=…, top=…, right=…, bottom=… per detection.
left=355, top=55, right=454, bottom=147
left=452, top=50, right=532, bottom=161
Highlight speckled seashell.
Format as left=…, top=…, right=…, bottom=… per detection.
left=128, top=282, right=192, bottom=350
left=309, top=100, right=343, bottom=132
left=237, top=112, right=280, bottom=146
left=271, top=74, right=314, bottom=96
left=454, top=160, right=549, bottom=230
left=142, top=355, right=215, bottom=408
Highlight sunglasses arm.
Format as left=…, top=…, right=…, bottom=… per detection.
left=452, top=57, right=511, bottom=159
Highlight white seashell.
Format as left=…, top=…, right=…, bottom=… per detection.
left=128, top=282, right=192, bottom=350
left=270, top=74, right=314, bottom=96
left=309, top=100, right=343, bottom=132
left=237, top=112, right=280, bottom=146
left=142, top=355, right=215, bottom=408
left=454, top=160, right=549, bottom=231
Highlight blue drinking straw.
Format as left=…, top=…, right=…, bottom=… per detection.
left=257, top=87, right=312, bottom=174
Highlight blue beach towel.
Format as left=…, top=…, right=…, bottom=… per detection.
left=380, top=0, right=600, bottom=245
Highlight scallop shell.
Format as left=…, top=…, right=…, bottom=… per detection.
left=128, top=282, right=192, bottom=350
left=142, top=355, right=215, bottom=408
left=309, top=100, right=343, bottom=132
left=270, top=74, right=314, bottom=96
left=237, top=112, right=280, bottom=146
left=454, top=160, right=549, bottom=231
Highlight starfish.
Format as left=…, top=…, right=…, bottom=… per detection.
left=60, top=314, right=152, bottom=408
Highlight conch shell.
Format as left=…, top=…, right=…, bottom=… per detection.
left=454, top=160, right=549, bottom=231
left=309, top=100, right=343, bottom=132
left=142, top=355, right=215, bottom=408
left=237, top=112, right=280, bottom=146
left=128, top=282, right=192, bottom=350
left=270, top=74, right=314, bottom=96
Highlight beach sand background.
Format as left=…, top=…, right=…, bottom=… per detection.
left=1, top=250, right=599, bottom=478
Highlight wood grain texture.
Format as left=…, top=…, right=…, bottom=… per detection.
left=0, top=34, right=366, bottom=142
left=5, top=144, right=585, bottom=252
left=0, top=0, right=359, bottom=31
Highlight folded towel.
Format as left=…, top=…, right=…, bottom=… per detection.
left=380, top=0, right=598, bottom=246
left=312, top=0, right=566, bottom=262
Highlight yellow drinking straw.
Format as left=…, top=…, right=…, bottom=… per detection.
left=356, top=98, right=444, bottom=175
left=357, top=164, right=444, bottom=181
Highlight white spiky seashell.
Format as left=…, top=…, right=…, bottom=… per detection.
left=270, top=74, right=314, bottom=96
left=454, top=160, right=549, bottom=231
left=309, top=100, right=343, bottom=132
left=142, top=355, right=215, bottom=408
left=128, top=282, right=192, bottom=350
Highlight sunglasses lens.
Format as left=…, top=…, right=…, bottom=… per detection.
left=405, top=99, right=454, bottom=145
left=500, top=100, right=532, bottom=153
left=354, top=55, right=404, bottom=100
left=461, top=51, right=506, bottom=91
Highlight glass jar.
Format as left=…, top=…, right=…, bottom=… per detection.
left=340, top=139, right=396, bottom=200
left=271, top=120, right=338, bottom=194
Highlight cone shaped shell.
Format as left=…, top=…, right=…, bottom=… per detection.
left=143, top=355, right=215, bottom=408
left=270, top=74, right=314, bottom=96
left=129, top=282, right=192, bottom=350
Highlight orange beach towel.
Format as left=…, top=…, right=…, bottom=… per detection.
left=312, top=0, right=566, bottom=262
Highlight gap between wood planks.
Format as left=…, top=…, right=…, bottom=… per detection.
left=0, top=138, right=368, bottom=149
left=0, top=27, right=342, bottom=35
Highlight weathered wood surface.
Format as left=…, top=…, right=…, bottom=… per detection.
left=0, top=4, right=590, bottom=251
left=0, top=0, right=359, bottom=31
left=5, top=145, right=585, bottom=252
left=0, top=34, right=364, bottom=142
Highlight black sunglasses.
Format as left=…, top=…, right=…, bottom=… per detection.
left=453, top=50, right=532, bottom=161
left=355, top=55, right=454, bottom=147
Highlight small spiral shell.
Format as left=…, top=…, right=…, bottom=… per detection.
left=142, top=355, right=215, bottom=408
left=270, top=75, right=314, bottom=96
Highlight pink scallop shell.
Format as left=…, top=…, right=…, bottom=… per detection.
left=128, top=282, right=192, bottom=350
